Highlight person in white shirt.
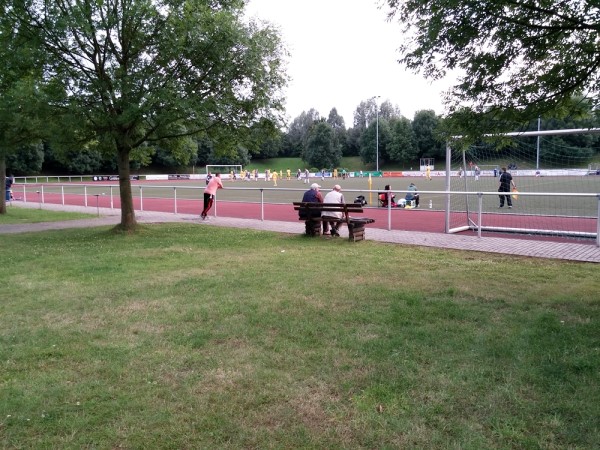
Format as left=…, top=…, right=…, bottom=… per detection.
left=322, top=185, right=345, bottom=237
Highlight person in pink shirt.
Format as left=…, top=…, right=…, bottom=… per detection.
left=201, top=172, right=223, bottom=220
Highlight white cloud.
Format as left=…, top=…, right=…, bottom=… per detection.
left=245, top=0, right=455, bottom=127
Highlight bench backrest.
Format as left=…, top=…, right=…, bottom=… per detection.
left=293, top=202, right=364, bottom=223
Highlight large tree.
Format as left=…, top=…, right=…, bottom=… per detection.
left=0, top=79, right=42, bottom=213
left=326, top=107, right=347, bottom=156
left=248, top=118, right=284, bottom=159
left=412, top=110, right=444, bottom=159
left=387, top=116, right=417, bottom=163
left=352, top=98, right=378, bottom=130
left=0, top=1, right=45, bottom=214
left=303, top=121, right=341, bottom=169
left=385, top=0, right=600, bottom=135
left=10, top=0, right=287, bottom=230
left=283, top=109, right=320, bottom=157
left=359, top=118, right=391, bottom=167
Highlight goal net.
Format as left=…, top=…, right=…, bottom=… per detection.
left=205, top=165, right=242, bottom=180
left=446, top=128, right=600, bottom=240
left=420, top=157, right=434, bottom=171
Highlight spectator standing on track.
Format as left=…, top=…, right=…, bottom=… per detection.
left=201, top=172, right=223, bottom=220
left=322, top=184, right=345, bottom=237
left=425, top=164, right=431, bottom=180
left=304, top=168, right=310, bottom=184
left=498, top=167, right=516, bottom=208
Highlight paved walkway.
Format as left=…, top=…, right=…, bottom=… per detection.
left=2, top=203, right=599, bottom=263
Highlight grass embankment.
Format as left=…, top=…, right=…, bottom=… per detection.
left=1, top=224, right=599, bottom=448
left=245, top=157, right=368, bottom=172
left=188, top=157, right=393, bottom=173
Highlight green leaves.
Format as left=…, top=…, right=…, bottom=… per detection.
left=303, top=121, right=342, bottom=169
left=384, top=0, right=600, bottom=138
left=4, top=0, right=288, bottom=228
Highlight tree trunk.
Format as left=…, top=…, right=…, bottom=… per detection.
left=115, top=148, right=137, bottom=231
left=1, top=156, right=7, bottom=215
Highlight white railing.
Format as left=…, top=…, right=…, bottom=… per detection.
left=10, top=183, right=600, bottom=246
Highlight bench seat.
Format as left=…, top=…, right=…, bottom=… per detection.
left=293, top=202, right=375, bottom=241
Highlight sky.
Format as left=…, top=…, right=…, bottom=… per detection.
left=245, top=0, right=455, bottom=128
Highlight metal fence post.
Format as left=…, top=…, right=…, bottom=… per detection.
left=260, top=189, right=264, bottom=221
left=477, top=192, right=483, bottom=238
left=174, top=187, right=177, bottom=214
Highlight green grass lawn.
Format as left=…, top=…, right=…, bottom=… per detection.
left=0, top=206, right=95, bottom=224
left=1, top=224, right=599, bottom=448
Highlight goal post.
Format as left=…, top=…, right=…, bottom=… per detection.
left=445, top=128, right=600, bottom=240
left=205, top=165, right=242, bottom=180
left=420, top=157, right=434, bottom=171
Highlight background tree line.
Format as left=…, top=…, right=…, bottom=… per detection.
left=6, top=98, right=600, bottom=175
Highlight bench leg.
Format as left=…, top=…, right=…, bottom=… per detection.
left=305, top=220, right=321, bottom=236
left=348, top=224, right=366, bottom=241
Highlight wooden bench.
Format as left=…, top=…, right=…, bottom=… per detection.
left=293, top=202, right=375, bottom=241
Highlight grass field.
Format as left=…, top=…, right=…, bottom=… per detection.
left=1, top=222, right=599, bottom=448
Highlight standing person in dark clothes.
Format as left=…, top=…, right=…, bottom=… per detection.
left=498, top=167, right=516, bottom=208
left=5, top=173, right=14, bottom=200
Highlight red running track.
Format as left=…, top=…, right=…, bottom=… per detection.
left=26, top=192, right=599, bottom=244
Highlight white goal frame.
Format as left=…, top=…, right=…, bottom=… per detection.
left=445, top=128, right=600, bottom=243
left=205, top=165, right=242, bottom=178
left=420, top=157, right=434, bottom=171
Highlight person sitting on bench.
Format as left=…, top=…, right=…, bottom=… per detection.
left=378, top=184, right=395, bottom=207
left=299, top=183, right=327, bottom=233
left=405, top=182, right=420, bottom=207
left=322, top=184, right=345, bottom=236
